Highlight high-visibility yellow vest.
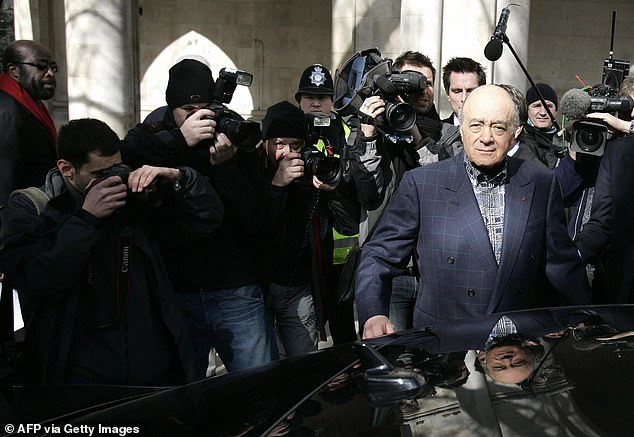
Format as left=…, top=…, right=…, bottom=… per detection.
left=315, top=120, right=358, bottom=265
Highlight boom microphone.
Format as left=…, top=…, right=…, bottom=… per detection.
left=484, top=7, right=510, bottom=61
left=559, top=88, right=592, bottom=120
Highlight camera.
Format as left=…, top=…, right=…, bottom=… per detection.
left=333, top=49, right=429, bottom=133
left=569, top=93, right=633, bottom=157
left=569, top=15, right=632, bottom=157
left=370, top=71, right=428, bottom=132
left=301, top=147, right=343, bottom=186
left=570, top=120, right=611, bottom=156
left=91, top=164, right=162, bottom=206
left=305, top=112, right=332, bottom=147
left=198, top=67, right=261, bottom=152
left=298, top=113, right=343, bottom=186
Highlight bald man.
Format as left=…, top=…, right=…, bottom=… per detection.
left=355, top=85, right=592, bottom=339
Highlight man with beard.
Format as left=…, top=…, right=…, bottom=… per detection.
left=0, top=40, right=58, bottom=205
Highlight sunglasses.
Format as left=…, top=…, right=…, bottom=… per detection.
left=12, top=61, right=59, bottom=73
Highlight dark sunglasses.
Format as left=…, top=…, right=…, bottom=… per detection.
left=12, top=61, right=59, bottom=73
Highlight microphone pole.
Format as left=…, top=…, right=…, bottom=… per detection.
left=490, top=26, right=561, bottom=131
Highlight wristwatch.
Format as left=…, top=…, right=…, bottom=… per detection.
left=629, top=121, right=634, bottom=135
left=173, top=170, right=183, bottom=192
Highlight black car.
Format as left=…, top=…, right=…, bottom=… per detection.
left=2, top=305, right=633, bottom=436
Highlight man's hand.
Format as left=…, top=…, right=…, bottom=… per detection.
left=272, top=152, right=304, bottom=187
left=209, top=133, right=237, bottom=165
left=359, top=96, right=385, bottom=138
left=82, top=176, right=127, bottom=218
left=180, top=108, right=216, bottom=146
left=312, top=175, right=338, bottom=191
left=362, top=315, right=395, bottom=339
left=127, top=165, right=180, bottom=192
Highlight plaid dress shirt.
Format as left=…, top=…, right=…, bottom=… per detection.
left=464, top=156, right=508, bottom=265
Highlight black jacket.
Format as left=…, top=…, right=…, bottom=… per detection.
left=121, top=109, right=269, bottom=291
left=0, top=91, right=57, bottom=206
left=576, top=134, right=634, bottom=303
left=0, top=167, right=222, bottom=383
left=260, top=152, right=359, bottom=333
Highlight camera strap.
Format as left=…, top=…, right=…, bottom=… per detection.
left=87, top=225, right=133, bottom=329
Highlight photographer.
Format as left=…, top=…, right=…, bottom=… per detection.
left=573, top=76, right=634, bottom=304
left=259, top=101, right=359, bottom=356
left=295, top=64, right=358, bottom=345
left=345, top=51, right=461, bottom=332
left=0, top=118, right=222, bottom=384
left=121, top=58, right=278, bottom=375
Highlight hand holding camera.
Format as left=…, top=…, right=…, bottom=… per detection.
left=209, top=133, right=237, bottom=165
left=358, top=96, right=385, bottom=138
left=82, top=176, right=128, bottom=218
left=312, top=175, right=338, bottom=191
left=180, top=108, right=216, bottom=147
left=272, top=152, right=304, bottom=187
left=585, top=112, right=631, bottom=134
left=127, top=165, right=180, bottom=192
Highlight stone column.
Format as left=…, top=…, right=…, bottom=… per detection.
left=400, top=0, right=442, bottom=101
left=64, top=0, right=136, bottom=137
left=400, top=0, right=442, bottom=61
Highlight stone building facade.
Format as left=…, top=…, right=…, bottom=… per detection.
left=3, top=0, right=634, bottom=137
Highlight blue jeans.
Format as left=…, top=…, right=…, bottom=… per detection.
left=266, top=282, right=319, bottom=357
left=174, top=284, right=279, bottom=375
left=389, top=275, right=418, bottom=332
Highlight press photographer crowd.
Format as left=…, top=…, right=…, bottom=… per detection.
left=1, top=26, right=634, bottom=389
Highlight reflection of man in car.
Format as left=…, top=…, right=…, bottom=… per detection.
left=473, top=314, right=543, bottom=384
left=477, top=338, right=544, bottom=385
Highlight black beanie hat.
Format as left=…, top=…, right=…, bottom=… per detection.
left=166, top=59, right=214, bottom=108
left=294, top=64, right=335, bottom=102
left=526, top=83, right=558, bottom=109
left=261, top=101, right=307, bottom=140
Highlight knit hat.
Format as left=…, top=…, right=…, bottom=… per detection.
left=165, top=59, right=214, bottom=108
left=294, top=64, right=335, bottom=102
left=261, top=101, right=307, bottom=140
left=526, top=83, right=558, bottom=109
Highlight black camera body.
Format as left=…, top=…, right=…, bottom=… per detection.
left=95, top=164, right=162, bottom=206
left=332, top=49, right=426, bottom=134
left=98, top=163, right=133, bottom=185
left=570, top=92, right=633, bottom=157
left=199, top=67, right=261, bottom=152
left=301, top=147, right=343, bottom=186
left=370, top=70, right=428, bottom=133
left=297, top=113, right=343, bottom=186
left=571, top=120, right=611, bottom=156
left=570, top=21, right=632, bottom=157
left=305, top=112, right=332, bottom=147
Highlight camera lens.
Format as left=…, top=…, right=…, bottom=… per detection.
left=217, top=118, right=261, bottom=152
left=574, top=123, right=606, bottom=153
left=313, top=156, right=342, bottom=186
left=384, top=101, right=417, bottom=132
left=301, top=150, right=342, bottom=186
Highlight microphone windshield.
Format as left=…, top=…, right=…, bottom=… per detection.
left=484, top=39, right=503, bottom=61
left=560, top=88, right=591, bottom=120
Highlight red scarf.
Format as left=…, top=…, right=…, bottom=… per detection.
left=0, top=73, right=57, bottom=141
